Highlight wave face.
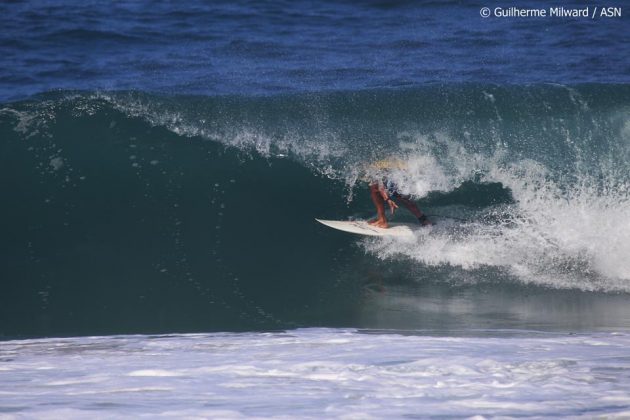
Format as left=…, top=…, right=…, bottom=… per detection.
left=2, top=84, right=630, bottom=337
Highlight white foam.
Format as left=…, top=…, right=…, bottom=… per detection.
left=127, top=369, right=182, bottom=377
left=1, top=329, right=629, bottom=418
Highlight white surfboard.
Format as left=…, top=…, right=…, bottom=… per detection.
left=315, top=219, right=416, bottom=238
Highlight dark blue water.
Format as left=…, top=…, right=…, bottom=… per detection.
left=1, top=0, right=628, bottom=101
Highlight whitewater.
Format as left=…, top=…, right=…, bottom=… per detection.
left=2, top=329, right=630, bottom=418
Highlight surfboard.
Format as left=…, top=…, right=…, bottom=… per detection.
left=315, top=219, right=416, bottom=238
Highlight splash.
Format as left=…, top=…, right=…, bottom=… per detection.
left=364, top=132, right=630, bottom=292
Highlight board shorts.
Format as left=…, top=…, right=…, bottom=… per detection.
left=384, top=179, right=410, bottom=200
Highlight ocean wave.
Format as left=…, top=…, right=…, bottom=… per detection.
left=1, top=85, right=630, bottom=336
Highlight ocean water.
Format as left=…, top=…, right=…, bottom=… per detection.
left=1, top=0, right=630, bottom=417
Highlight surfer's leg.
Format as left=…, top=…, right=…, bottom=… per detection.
left=396, top=195, right=431, bottom=226
left=395, top=195, right=422, bottom=218
left=368, top=184, right=388, bottom=228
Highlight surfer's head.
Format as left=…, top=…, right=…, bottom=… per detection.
left=370, top=158, right=407, bottom=171
left=359, top=157, right=408, bottom=183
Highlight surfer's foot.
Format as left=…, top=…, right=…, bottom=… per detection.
left=371, top=219, right=389, bottom=228
left=418, top=215, right=432, bottom=226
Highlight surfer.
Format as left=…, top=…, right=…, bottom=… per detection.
left=366, top=159, right=431, bottom=229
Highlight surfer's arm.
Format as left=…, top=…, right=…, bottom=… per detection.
left=376, top=182, right=389, bottom=201
left=377, top=183, right=398, bottom=214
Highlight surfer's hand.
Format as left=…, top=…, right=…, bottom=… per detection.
left=386, top=199, right=398, bottom=215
